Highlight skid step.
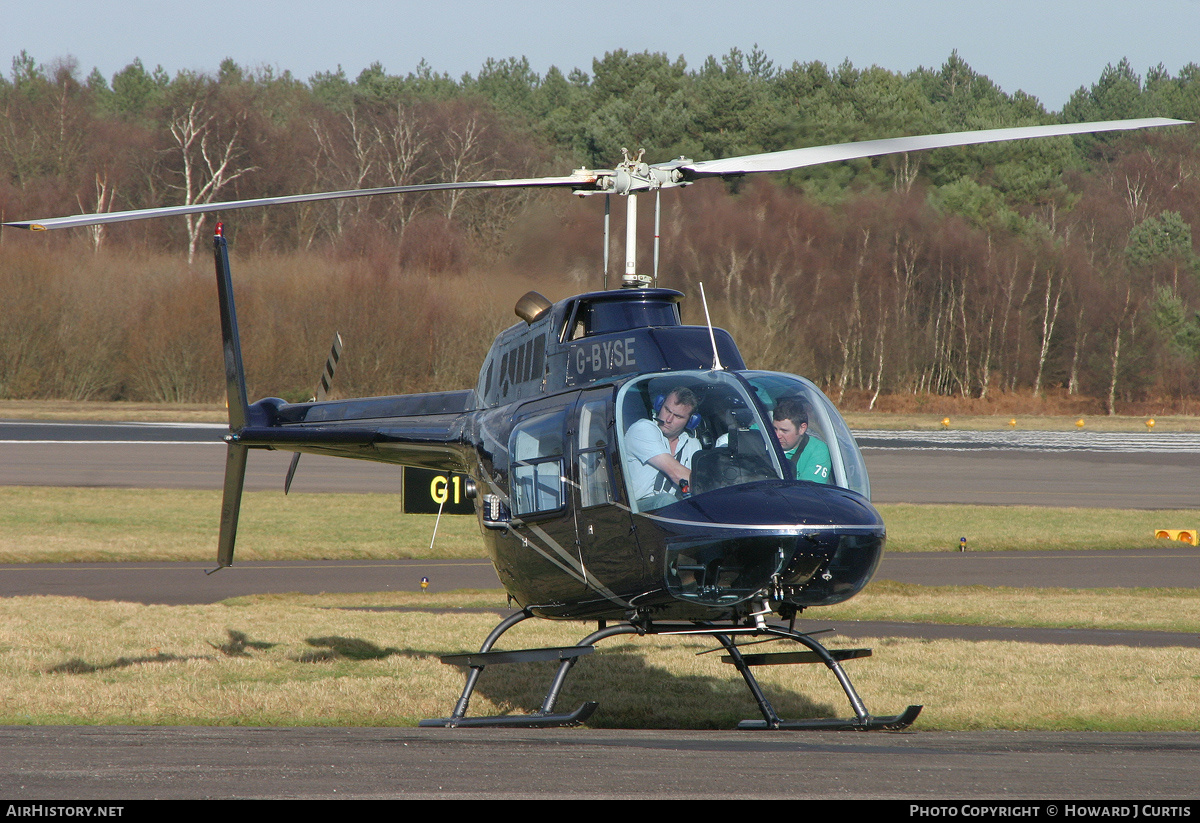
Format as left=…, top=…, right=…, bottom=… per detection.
left=722, top=648, right=872, bottom=666
left=440, top=646, right=594, bottom=667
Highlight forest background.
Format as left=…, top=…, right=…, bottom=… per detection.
left=2, top=47, right=1199, bottom=415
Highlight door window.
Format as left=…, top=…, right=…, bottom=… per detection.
left=576, top=397, right=613, bottom=508
left=510, top=410, right=566, bottom=516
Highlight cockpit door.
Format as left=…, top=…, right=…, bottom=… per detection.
left=570, top=388, right=647, bottom=599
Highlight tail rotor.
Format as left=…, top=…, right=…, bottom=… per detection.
left=284, top=332, right=343, bottom=494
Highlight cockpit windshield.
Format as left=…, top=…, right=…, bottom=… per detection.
left=614, top=370, right=871, bottom=511
left=615, top=371, right=784, bottom=513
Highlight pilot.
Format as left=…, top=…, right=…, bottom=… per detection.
left=772, top=397, right=832, bottom=484
left=624, top=387, right=701, bottom=508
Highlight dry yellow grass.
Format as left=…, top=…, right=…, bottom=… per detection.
left=840, top=413, right=1200, bottom=432
left=799, top=637, right=1200, bottom=731
left=819, top=581, right=1200, bottom=632
left=1, top=592, right=1197, bottom=730
left=0, top=400, right=227, bottom=422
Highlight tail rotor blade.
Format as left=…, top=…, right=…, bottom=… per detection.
left=284, top=332, right=343, bottom=494
left=315, top=332, right=343, bottom=403
left=283, top=452, right=302, bottom=496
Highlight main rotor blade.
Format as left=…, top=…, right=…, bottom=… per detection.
left=5, top=117, right=1189, bottom=232
left=675, top=118, right=1190, bottom=178
left=4, top=174, right=599, bottom=231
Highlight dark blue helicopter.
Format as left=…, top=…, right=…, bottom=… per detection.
left=8, top=116, right=1188, bottom=730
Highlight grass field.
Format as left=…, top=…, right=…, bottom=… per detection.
left=0, top=486, right=1191, bottom=562
left=821, top=580, right=1200, bottom=632
left=0, top=487, right=485, bottom=562
left=841, top=412, right=1200, bottom=432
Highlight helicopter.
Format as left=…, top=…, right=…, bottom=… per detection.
left=6, top=115, right=1188, bottom=730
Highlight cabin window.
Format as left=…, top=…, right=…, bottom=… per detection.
left=509, top=410, right=566, bottom=516
left=563, top=299, right=680, bottom=341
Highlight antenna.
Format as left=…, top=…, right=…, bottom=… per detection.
left=653, top=189, right=661, bottom=289
left=602, top=194, right=610, bottom=290
left=698, top=282, right=724, bottom=371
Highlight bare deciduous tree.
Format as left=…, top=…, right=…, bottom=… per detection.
left=165, top=100, right=258, bottom=263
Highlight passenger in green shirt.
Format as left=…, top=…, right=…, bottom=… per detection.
left=771, top=397, right=832, bottom=484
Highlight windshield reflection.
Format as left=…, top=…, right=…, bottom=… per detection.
left=616, top=371, right=783, bottom=512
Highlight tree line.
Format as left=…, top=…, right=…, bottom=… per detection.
left=1, top=47, right=1199, bottom=412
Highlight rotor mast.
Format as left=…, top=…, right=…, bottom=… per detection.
left=591, top=148, right=681, bottom=289
left=625, top=193, right=643, bottom=288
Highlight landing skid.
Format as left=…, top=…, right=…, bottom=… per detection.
left=421, top=610, right=921, bottom=731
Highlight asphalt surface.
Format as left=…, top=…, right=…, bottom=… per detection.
left=5, top=547, right=1200, bottom=604
left=3, top=419, right=1199, bottom=799
left=0, top=420, right=404, bottom=494
left=3, top=726, right=1198, bottom=799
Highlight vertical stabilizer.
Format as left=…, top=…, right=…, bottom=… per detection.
left=214, top=223, right=250, bottom=432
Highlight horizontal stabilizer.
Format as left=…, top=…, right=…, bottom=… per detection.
left=232, top=426, right=382, bottom=446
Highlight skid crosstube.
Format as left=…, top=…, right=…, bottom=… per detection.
left=422, top=611, right=921, bottom=731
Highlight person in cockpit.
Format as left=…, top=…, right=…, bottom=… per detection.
left=624, top=386, right=701, bottom=509
left=772, top=397, right=832, bottom=484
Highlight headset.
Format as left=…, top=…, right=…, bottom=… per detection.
left=653, top=393, right=701, bottom=432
